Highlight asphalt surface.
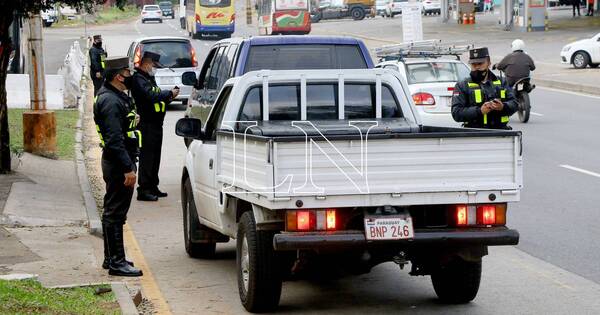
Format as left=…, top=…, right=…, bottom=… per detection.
left=42, top=9, right=600, bottom=314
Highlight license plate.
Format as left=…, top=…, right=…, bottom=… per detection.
left=517, top=83, right=524, bottom=91
left=364, top=215, right=414, bottom=241
left=159, top=77, right=177, bottom=85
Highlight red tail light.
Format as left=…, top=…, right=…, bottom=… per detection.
left=447, top=87, right=455, bottom=91
left=412, top=92, right=436, bottom=105
left=451, top=204, right=507, bottom=227
left=286, top=209, right=338, bottom=231
left=133, top=45, right=143, bottom=69
left=190, top=46, right=198, bottom=67
left=195, top=13, right=201, bottom=24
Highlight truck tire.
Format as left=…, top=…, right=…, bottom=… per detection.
left=572, top=51, right=590, bottom=69
left=182, top=178, right=216, bottom=258
left=431, top=258, right=481, bottom=304
left=237, top=211, right=282, bottom=312
left=351, top=7, right=366, bottom=20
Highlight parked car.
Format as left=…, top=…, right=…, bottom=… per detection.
left=176, top=68, right=522, bottom=312
left=159, top=1, right=175, bottom=19
left=41, top=9, right=58, bottom=27
left=385, top=0, right=406, bottom=17
left=561, top=33, right=600, bottom=69
left=376, top=0, right=388, bottom=16
left=376, top=57, right=470, bottom=127
left=141, top=5, right=163, bottom=23
left=183, top=36, right=374, bottom=126
left=420, top=0, right=441, bottom=15
left=126, top=37, right=199, bottom=105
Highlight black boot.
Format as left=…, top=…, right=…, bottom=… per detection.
left=153, top=188, right=168, bottom=198
left=137, top=190, right=158, bottom=201
left=102, top=223, right=135, bottom=269
left=105, top=224, right=143, bottom=277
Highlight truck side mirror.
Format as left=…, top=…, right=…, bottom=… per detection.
left=181, top=71, right=198, bottom=87
left=176, top=118, right=204, bottom=140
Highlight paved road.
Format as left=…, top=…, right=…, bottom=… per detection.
left=44, top=11, right=600, bottom=314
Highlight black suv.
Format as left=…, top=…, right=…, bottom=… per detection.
left=159, top=1, right=175, bottom=19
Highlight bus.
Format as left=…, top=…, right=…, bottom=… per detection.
left=257, top=0, right=311, bottom=35
left=186, top=0, right=235, bottom=39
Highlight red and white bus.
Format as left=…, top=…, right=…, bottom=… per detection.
left=257, top=0, right=311, bottom=35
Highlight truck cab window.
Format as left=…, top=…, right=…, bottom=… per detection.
left=205, top=86, right=233, bottom=141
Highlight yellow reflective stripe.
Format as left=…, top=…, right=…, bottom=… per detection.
left=474, top=89, right=482, bottom=103
left=492, top=80, right=502, bottom=85
left=500, top=89, right=506, bottom=99
left=94, top=96, right=98, bottom=103
left=501, top=116, right=510, bottom=123
left=483, top=114, right=488, bottom=125
left=468, top=82, right=479, bottom=88
left=95, top=124, right=105, bottom=147
left=161, top=101, right=166, bottom=112
left=101, top=62, right=105, bottom=69
left=135, top=130, right=142, bottom=148
left=154, top=103, right=161, bottom=112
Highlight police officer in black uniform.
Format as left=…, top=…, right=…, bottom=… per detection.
left=452, top=47, right=518, bottom=129
left=94, top=56, right=143, bottom=277
left=89, top=35, right=107, bottom=96
left=131, top=51, right=179, bottom=201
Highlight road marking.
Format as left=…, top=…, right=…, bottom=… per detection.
left=559, top=164, right=600, bottom=178
left=537, top=86, right=600, bottom=100
left=123, top=223, right=173, bottom=315
left=530, top=112, right=544, bottom=117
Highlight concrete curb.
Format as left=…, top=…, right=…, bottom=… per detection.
left=74, top=43, right=102, bottom=238
left=535, top=78, right=600, bottom=97
left=111, top=282, right=139, bottom=315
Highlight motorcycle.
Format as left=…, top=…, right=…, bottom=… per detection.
left=493, top=65, right=535, bottom=123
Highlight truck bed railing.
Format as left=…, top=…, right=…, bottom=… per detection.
left=374, top=39, right=472, bottom=62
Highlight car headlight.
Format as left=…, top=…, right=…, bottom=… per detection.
left=562, top=46, right=571, bottom=52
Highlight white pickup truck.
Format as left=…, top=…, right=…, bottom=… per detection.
left=176, top=69, right=522, bottom=312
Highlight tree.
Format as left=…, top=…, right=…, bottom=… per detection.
left=0, top=0, right=126, bottom=174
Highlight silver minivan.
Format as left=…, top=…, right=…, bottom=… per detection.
left=127, top=37, right=200, bottom=105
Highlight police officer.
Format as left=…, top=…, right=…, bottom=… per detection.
left=94, top=56, right=143, bottom=277
left=131, top=51, right=179, bottom=201
left=89, top=35, right=107, bottom=96
left=452, top=47, right=518, bottom=129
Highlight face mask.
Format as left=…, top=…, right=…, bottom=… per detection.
left=470, top=69, right=488, bottom=83
left=94, top=41, right=102, bottom=47
left=120, top=75, right=133, bottom=90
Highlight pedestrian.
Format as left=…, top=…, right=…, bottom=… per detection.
left=93, top=56, right=143, bottom=277
left=496, top=39, right=536, bottom=87
left=573, top=0, right=581, bottom=16
left=89, top=35, right=107, bottom=96
left=484, top=0, right=492, bottom=14
left=451, top=47, right=518, bottom=129
left=130, top=51, right=179, bottom=202
left=586, top=0, right=594, bottom=15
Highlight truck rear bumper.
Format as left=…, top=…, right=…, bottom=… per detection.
left=273, top=228, right=519, bottom=251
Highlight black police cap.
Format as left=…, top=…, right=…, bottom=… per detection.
left=469, top=47, right=490, bottom=64
left=104, top=57, right=130, bottom=71
left=93, top=35, right=102, bottom=40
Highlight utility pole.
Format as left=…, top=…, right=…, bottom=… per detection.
left=23, top=14, right=56, bottom=158
left=246, top=0, right=253, bottom=25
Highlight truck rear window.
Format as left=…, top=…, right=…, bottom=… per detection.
left=239, top=83, right=402, bottom=121
left=244, top=45, right=367, bottom=73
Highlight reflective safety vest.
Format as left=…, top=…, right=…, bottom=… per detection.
left=152, top=87, right=166, bottom=113
left=467, top=80, right=510, bottom=126
left=100, top=53, right=107, bottom=69
left=94, top=96, right=142, bottom=148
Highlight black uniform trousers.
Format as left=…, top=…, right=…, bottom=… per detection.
left=102, top=153, right=135, bottom=225
left=138, top=122, right=163, bottom=193
left=93, top=77, right=104, bottom=96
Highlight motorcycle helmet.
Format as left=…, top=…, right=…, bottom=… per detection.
left=512, top=39, right=525, bottom=52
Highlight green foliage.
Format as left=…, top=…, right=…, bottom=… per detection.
left=8, top=1, right=128, bottom=17
left=8, top=109, right=80, bottom=160
left=0, top=279, right=119, bottom=315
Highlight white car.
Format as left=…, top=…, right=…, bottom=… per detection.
left=376, top=58, right=471, bottom=127
left=141, top=5, right=163, bottom=24
left=560, top=33, right=600, bottom=69
left=385, top=0, right=406, bottom=17
left=420, top=0, right=441, bottom=15
left=376, top=0, right=388, bottom=16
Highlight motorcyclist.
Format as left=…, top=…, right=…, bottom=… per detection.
left=496, top=39, right=536, bottom=87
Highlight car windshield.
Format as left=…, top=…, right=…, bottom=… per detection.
left=142, top=41, right=193, bottom=68
left=159, top=2, right=172, bottom=8
left=239, top=83, right=402, bottom=121
left=145, top=6, right=160, bottom=11
left=405, top=62, right=470, bottom=84
left=200, top=0, right=232, bottom=7
left=245, top=44, right=367, bottom=73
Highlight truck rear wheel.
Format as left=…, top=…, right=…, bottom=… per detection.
left=351, top=7, right=366, bottom=20
left=182, top=178, right=216, bottom=258
left=237, top=211, right=282, bottom=312
left=431, top=258, right=481, bottom=304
